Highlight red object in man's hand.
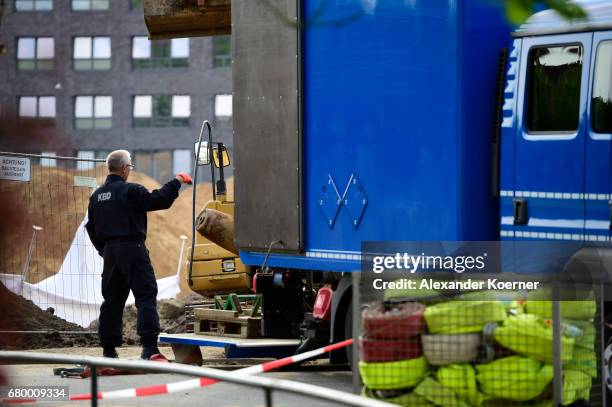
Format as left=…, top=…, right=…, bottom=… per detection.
left=176, top=173, right=193, bottom=184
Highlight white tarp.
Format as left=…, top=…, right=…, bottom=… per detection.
left=0, top=218, right=181, bottom=327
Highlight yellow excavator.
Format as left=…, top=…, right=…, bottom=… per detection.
left=187, top=121, right=252, bottom=297
left=143, top=1, right=250, bottom=297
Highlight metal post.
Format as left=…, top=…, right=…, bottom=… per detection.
left=189, top=120, right=211, bottom=286
left=264, top=388, right=272, bottom=407
left=208, top=125, right=216, bottom=201
left=90, top=365, right=98, bottom=407
left=552, top=282, right=563, bottom=406
left=21, top=225, right=42, bottom=293
left=600, top=283, right=607, bottom=407
left=177, top=235, right=188, bottom=277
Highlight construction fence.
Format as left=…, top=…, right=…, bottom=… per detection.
left=353, top=242, right=607, bottom=406
left=0, top=152, right=106, bottom=329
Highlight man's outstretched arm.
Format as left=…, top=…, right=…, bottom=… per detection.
left=131, top=173, right=192, bottom=212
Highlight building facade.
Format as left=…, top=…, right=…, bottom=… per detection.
left=0, top=0, right=233, bottom=182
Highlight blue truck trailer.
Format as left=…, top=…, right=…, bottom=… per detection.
left=230, top=0, right=513, bottom=356
left=145, top=0, right=612, bottom=369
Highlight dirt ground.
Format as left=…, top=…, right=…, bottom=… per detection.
left=0, top=280, right=206, bottom=350
left=0, top=282, right=99, bottom=350
left=88, top=295, right=205, bottom=346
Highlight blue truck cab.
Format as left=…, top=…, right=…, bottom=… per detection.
left=500, top=1, right=612, bottom=244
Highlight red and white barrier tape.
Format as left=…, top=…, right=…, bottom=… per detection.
left=71, top=338, right=353, bottom=400
left=3, top=338, right=353, bottom=403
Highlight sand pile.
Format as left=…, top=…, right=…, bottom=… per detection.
left=0, top=164, right=234, bottom=293
left=0, top=165, right=98, bottom=283
left=0, top=165, right=233, bottom=346
left=0, top=166, right=168, bottom=283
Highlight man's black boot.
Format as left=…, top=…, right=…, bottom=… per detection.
left=141, top=345, right=162, bottom=360
left=103, top=346, right=119, bottom=358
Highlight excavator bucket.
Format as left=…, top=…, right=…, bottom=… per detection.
left=144, top=0, right=230, bottom=40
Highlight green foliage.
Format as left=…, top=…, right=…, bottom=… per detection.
left=506, top=0, right=588, bottom=25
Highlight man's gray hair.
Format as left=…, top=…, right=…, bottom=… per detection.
left=106, top=150, right=131, bottom=173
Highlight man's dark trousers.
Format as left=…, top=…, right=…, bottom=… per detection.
left=99, top=240, right=159, bottom=348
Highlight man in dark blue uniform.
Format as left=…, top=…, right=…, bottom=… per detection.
left=86, top=150, right=192, bottom=360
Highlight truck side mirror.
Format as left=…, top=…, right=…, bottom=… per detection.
left=213, top=146, right=231, bottom=168
left=195, top=141, right=210, bottom=166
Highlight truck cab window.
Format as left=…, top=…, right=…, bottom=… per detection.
left=525, top=45, right=583, bottom=133
left=592, top=41, right=612, bottom=133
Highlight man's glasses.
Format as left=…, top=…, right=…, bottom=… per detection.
left=127, top=164, right=135, bottom=170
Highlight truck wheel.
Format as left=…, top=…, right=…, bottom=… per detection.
left=330, top=276, right=353, bottom=366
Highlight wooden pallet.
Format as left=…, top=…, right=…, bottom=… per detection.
left=193, top=308, right=261, bottom=338
left=183, top=301, right=215, bottom=334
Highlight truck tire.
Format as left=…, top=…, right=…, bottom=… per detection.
left=344, top=297, right=353, bottom=366
left=330, top=276, right=353, bottom=366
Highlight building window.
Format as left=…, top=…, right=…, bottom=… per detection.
left=77, top=151, right=95, bottom=171
left=132, top=37, right=189, bottom=69
left=15, top=0, right=52, bottom=11
left=71, top=0, right=108, bottom=10
left=19, top=96, right=56, bottom=122
left=173, top=150, right=191, bottom=174
left=214, top=94, right=232, bottom=119
left=213, top=35, right=231, bottom=68
left=40, top=151, right=56, bottom=167
left=130, top=0, right=143, bottom=9
left=526, top=44, right=583, bottom=133
left=134, top=150, right=172, bottom=183
left=592, top=41, right=612, bottom=134
left=17, top=37, right=54, bottom=70
left=133, top=95, right=190, bottom=127
left=75, top=96, right=112, bottom=129
left=95, top=151, right=110, bottom=160
left=73, top=37, right=111, bottom=71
